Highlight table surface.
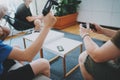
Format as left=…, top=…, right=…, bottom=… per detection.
left=23, top=30, right=82, bottom=57
left=43, top=37, right=82, bottom=57
left=23, top=30, right=64, bottom=44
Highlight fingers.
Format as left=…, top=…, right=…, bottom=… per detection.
left=43, top=12, right=56, bottom=28
left=79, top=24, right=86, bottom=29
left=79, top=24, right=90, bottom=37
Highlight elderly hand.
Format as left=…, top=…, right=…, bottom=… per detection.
left=91, top=23, right=104, bottom=34
left=79, top=24, right=90, bottom=38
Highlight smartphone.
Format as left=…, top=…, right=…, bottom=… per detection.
left=89, top=23, right=97, bottom=31
left=57, top=45, right=64, bottom=52
left=42, top=0, right=58, bottom=16
left=82, top=23, right=97, bottom=31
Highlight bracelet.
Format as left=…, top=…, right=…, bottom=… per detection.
left=82, top=33, right=90, bottom=40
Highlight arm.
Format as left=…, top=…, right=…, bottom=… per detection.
left=80, top=25, right=120, bottom=62
left=93, top=23, right=117, bottom=37
left=8, top=12, right=57, bottom=62
left=26, top=15, right=43, bottom=22
left=102, top=28, right=117, bottom=37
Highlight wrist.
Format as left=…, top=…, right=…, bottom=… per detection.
left=43, top=26, right=51, bottom=30
left=82, top=33, right=90, bottom=40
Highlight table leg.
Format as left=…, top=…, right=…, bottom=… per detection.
left=62, top=56, right=67, bottom=78
left=62, top=56, right=79, bottom=78
left=40, top=48, right=44, bottom=58
left=62, top=45, right=83, bottom=78
left=23, top=38, right=26, bottom=49
left=40, top=49, right=60, bottom=62
left=80, top=44, right=83, bottom=53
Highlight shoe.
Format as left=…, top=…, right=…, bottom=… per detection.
left=25, top=30, right=32, bottom=34
left=33, top=30, right=40, bottom=33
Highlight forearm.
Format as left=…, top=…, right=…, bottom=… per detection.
left=26, top=16, right=42, bottom=22
left=102, top=28, right=117, bottom=37
left=9, top=12, right=56, bottom=61
left=26, top=16, right=37, bottom=22
left=24, top=27, right=50, bottom=61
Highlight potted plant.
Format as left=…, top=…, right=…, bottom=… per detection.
left=52, top=0, right=82, bottom=29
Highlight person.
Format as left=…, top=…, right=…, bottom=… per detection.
left=0, top=4, right=10, bottom=40
left=78, top=23, right=120, bottom=80
left=0, top=4, right=57, bottom=80
left=13, top=0, right=42, bottom=31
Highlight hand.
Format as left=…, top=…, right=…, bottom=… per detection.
left=79, top=24, right=90, bottom=38
left=38, top=15, right=44, bottom=20
left=91, top=23, right=104, bottom=34
left=34, top=19, right=41, bottom=26
left=43, top=12, right=57, bottom=29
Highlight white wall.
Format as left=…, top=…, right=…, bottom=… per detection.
left=31, top=0, right=120, bottom=28
left=31, top=0, right=47, bottom=15
left=77, top=0, right=120, bottom=28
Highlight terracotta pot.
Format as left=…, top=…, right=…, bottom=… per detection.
left=53, top=13, right=78, bottom=30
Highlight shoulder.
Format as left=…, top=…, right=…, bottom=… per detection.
left=15, top=3, right=28, bottom=15
left=111, top=30, right=120, bottom=49
left=16, top=3, right=27, bottom=11
left=0, top=41, right=13, bottom=53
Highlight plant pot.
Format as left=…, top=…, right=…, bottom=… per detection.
left=53, top=13, right=78, bottom=30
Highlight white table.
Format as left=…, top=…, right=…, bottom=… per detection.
left=43, top=37, right=82, bottom=77
left=23, top=30, right=64, bottom=57
left=23, top=30, right=83, bottom=77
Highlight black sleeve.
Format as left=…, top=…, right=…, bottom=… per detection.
left=111, top=30, right=120, bottom=49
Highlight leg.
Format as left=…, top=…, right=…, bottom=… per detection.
left=34, top=19, right=41, bottom=31
left=79, top=51, right=94, bottom=80
left=3, top=59, right=16, bottom=72
left=4, top=64, right=35, bottom=80
left=12, top=45, right=24, bottom=64
left=30, top=58, right=50, bottom=77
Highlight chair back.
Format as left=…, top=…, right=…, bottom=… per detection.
left=3, top=15, right=33, bottom=31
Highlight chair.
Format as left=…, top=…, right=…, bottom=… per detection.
left=3, top=15, right=33, bottom=36
left=3, top=15, right=34, bottom=31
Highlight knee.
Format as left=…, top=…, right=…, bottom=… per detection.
left=78, top=55, right=83, bottom=66
left=34, top=19, right=41, bottom=26
left=39, top=58, right=50, bottom=69
left=42, top=59, right=50, bottom=66
left=79, top=52, right=84, bottom=64
left=78, top=51, right=88, bottom=65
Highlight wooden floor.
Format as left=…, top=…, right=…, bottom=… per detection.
left=5, top=32, right=26, bottom=40
left=6, top=23, right=110, bottom=41
left=61, top=23, right=110, bottom=41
